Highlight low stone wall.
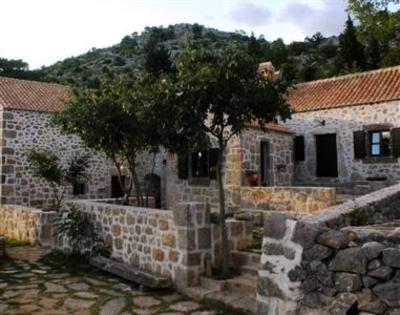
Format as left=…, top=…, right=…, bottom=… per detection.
left=257, top=183, right=400, bottom=315
left=63, top=200, right=252, bottom=290
left=239, top=186, right=335, bottom=214
left=0, top=205, right=56, bottom=247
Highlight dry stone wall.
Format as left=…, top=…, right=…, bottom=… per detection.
left=257, top=183, right=400, bottom=315
left=60, top=200, right=252, bottom=290
left=0, top=204, right=56, bottom=247
left=0, top=108, right=112, bottom=207
left=239, top=186, right=335, bottom=214
left=285, top=101, right=400, bottom=191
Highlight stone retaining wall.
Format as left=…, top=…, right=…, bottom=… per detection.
left=0, top=205, right=56, bottom=247
left=239, top=186, right=335, bottom=214
left=257, top=182, right=400, bottom=315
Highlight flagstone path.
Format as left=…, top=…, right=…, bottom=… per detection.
left=0, top=247, right=227, bottom=315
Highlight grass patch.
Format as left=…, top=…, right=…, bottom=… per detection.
left=5, top=238, right=30, bottom=247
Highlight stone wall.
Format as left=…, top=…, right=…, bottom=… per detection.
left=257, top=183, right=400, bottom=315
left=285, top=101, right=400, bottom=191
left=166, top=128, right=294, bottom=211
left=239, top=186, right=335, bottom=214
left=61, top=200, right=252, bottom=290
left=0, top=108, right=112, bottom=207
left=0, top=204, right=56, bottom=247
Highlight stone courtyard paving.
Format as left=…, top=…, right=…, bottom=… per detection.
left=0, top=247, right=236, bottom=315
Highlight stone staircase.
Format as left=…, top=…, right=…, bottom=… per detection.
left=185, top=252, right=260, bottom=315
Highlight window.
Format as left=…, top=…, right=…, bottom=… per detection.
left=73, top=183, right=86, bottom=195
left=191, top=150, right=209, bottom=178
left=369, top=130, right=391, bottom=156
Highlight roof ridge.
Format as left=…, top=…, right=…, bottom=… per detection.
left=0, top=76, right=67, bottom=89
left=294, top=65, right=400, bottom=87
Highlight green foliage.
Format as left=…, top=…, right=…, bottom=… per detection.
left=0, top=57, right=44, bottom=81
left=55, top=205, right=109, bottom=256
left=53, top=71, right=167, bottom=206
left=348, top=0, right=400, bottom=67
left=25, top=149, right=90, bottom=210
left=336, top=16, right=367, bottom=73
left=155, top=42, right=292, bottom=277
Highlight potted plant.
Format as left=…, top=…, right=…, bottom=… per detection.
left=245, top=170, right=259, bottom=186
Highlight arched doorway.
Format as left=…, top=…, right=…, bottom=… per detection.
left=144, top=174, right=161, bottom=208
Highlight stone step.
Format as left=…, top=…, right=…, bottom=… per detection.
left=184, top=286, right=218, bottom=300
left=200, top=276, right=225, bottom=291
left=90, top=256, right=171, bottom=289
left=203, top=290, right=257, bottom=315
left=240, top=263, right=261, bottom=277
left=225, top=274, right=257, bottom=295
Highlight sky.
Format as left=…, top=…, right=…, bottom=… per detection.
left=0, top=0, right=348, bottom=69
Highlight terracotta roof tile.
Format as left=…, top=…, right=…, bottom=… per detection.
left=288, top=66, right=400, bottom=113
left=0, top=77, right=70, bottom=112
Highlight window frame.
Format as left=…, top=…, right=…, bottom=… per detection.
left=369, top=130, right=391, bottom=157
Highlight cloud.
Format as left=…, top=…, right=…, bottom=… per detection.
left=228, top=1, right=271, bottom=27
left=279, top=0, right=347, bottom=37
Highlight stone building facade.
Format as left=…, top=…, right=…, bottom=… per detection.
left=0, top=77, right=113, bottom=207
left=164, top=125, right=295, bottom=211
left=285, top=66, right=400, bottom=193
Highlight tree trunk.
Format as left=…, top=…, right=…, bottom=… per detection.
left=131, top=167, right=144, bottom=207
left=217, top=139, right=230, bottom=278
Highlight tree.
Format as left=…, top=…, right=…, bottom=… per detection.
left=53, top=71, right=161, bottom=206
left=336, top=16, right=367, bottom=72
left=156, top=42, right=292, bottom=277
left=247, top=32, right=263, bottom=60
left=0, top=58, right=44, bottom=81
left=25, top=149, right=90, bottom=210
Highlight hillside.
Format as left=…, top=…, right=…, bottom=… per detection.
left=38, top=24, right=341, bottom=87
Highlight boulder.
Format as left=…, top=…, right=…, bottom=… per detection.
left=334, top=273, right=362, bottom=292
left=326, top=293, right=357, bottom=315
left=368, top=266, right=393, bottom=281
left=357, top=288, right=387, bottom=315
left=373, top=281, right=400, bottom=307
left=329, top=248, right=368, bottom=274
left=303, top=244, right=333, bottom=262
left=362, top=242, right=386, bottom=260
left=362, top=276, right=380, bottom=289
left=317, top=230, right=349, bottom=249
left=383, top=248, right=400, bottom=268
left=368, top=259, right=382, bottom=270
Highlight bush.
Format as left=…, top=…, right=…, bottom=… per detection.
left=55, top=205, right=109, bottom=256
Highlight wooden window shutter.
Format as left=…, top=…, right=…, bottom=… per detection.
left=177, top=150, right=189, bottom=179
left=209, top=148, right=219, bottom=179
left=294, top=136, right=305, bottom=161
left=391, top=128, right=400, bottom=158
left=353, top=130, right=366, bottom=159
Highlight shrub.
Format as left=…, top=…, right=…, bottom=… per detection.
left=55, top=205, right=109, bottom=256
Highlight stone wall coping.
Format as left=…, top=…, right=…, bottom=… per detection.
left=1, top=204, right=55, bottom=215
left=301, top=182, right=400, bottom=226
left=68, top=199, right=173, bottom=216
left=240, top=186, right=335, bottom=191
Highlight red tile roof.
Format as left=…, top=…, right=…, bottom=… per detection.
left=0, top=77, right=70, bottom=112
left=288, top=66, right=400, bottom=113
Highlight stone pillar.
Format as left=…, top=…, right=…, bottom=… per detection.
left=173, top=202, right=211, bottom=291
left=256, top=213, right=305, bottom=315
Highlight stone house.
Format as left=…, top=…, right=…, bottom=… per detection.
left=286, top=65, right=400, bottom=194
left=0, top=76, right=297, bottom=211
left=163, top=123, right=295, bottom=211
left=0, top=77, right=112, bottom=207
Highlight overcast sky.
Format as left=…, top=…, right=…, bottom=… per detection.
left=0, top=0, right=348, bottom=69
